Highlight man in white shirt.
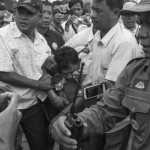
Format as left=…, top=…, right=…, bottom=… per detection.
left=0, top=0, right=53, bottom=150
left=62, top=0, right=90, bottom=42
left=121, top=2, right=139, bottom=37
left=55, top=0, right=143, bottom=149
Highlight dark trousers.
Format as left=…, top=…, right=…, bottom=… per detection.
left=90, top=124, right=131, bottom=150
left=43, top=97, right=60, bottom=150
left=20, top=102, right=48, bottom=150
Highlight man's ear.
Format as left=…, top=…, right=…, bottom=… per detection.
left=112, top=8, right=120, bottom=19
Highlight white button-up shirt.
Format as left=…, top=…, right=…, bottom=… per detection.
left=66, top=23, right=143, bottom=86
left=0, top=22, right=51, bottom=109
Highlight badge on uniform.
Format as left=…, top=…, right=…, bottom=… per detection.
left=52, top=42, right=58, bottom=50
left=131, top=119, right=139, bottom=131
left=132, top=78, right=148, bottom=91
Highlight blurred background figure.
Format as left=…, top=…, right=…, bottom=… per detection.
left=37, top=0, right=65, bottom=55
left=121, top=1, right=139, bottom=36
left=62, top=0, right=90, bottom=42
left=49, top=1, right=65, bottom=37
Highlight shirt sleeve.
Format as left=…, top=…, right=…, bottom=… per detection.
left=65, top=29, right=89, bottom=49
left=78, top=67, right=129, bottom=136
left=0, top=35, right=13, bottom=72
left=105, top=40, right=140, bottom=82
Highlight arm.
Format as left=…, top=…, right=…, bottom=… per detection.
left=50, top=66, right=129, bottom=149
left=0, top=35, right=52, bottom=91
left=0, top=72, right=52, bottom=91
left=46, top=89, right=67, bottom=109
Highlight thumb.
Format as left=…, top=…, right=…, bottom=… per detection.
left=0, top=92, right=20, bottom=111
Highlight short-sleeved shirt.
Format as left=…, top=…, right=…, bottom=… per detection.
left=65, top=23, right=143, bottom=85
left=79, top=58, right=150, bottom=150
left=43, top=28, right=65, bottom=55
left=0, top=22, right=51, bottom=109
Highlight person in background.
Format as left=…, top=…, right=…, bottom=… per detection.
left=52, top=0, right=64, bottom=10
left=49, top=1, right=64, bottom=36
left=50, top=1, right=150, bottom=150
left=37, top=1, right=65, bottom=55
left=121, top=1, right=139, bottom=37
left=0, top=0, right=54, bottom=149
left=62, top=0, right=90, bottom=42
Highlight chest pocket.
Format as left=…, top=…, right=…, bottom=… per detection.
left=122, top=88, right=150, bottom=113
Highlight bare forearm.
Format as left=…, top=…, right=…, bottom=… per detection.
left=0, top=72, right=38, bottom=89
left=47, top=89, right=64, bottom=108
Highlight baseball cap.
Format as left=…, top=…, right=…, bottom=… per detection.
left=120, top=2, right=137, bottom=15
left=16, top=0, right=43, bottom=14
left=121, top=0, right=150, bottom=13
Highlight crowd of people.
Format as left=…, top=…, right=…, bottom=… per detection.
left=1, top=0, right=150, bottom=150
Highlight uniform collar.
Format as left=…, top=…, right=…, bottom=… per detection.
left=100, top=22, right=120, bottom=47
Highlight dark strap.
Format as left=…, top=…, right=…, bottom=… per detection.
left=72, top=24, right=78, bottom=34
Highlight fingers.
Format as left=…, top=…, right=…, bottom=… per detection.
left=58, top=116, right=71, bottom=136
left=51, top=116, right=77, bottom=149
left=52, top=123, right=77, bottom=149
left=0, top=92, right=20, bottom=110
left=45, top=56, right=57, bottom=70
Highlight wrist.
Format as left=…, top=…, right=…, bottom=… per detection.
left=34, top=80, right=40, bottom=89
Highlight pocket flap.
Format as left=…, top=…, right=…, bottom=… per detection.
left=122, top=88, right=150, bottom=113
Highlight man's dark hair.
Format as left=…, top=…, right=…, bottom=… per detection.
left=97, top=0, right=123, bottom=10
left=42, top=1, right=52, bottom=7
left=69, top=0, right=83, bottom=9
left=52, top=1, right=63, bottom=9
left=54, top=46, right=80, bottom=71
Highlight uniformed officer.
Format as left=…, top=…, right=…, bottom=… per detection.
left=50, top=0, right=150, bottom=150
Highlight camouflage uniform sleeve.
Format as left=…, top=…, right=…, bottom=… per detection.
left=78, top=66, right=129, bottom=136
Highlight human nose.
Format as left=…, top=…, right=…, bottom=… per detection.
left=43, top=12, right=50, bottom=19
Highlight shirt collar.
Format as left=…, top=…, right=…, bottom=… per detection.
left=34, top=29, right=40, bottom=45
left=100, top=22, right=120, bottom=47
left=11, top=22, right=41, bottom=44
left=11, top=22, right=23, bottom=38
